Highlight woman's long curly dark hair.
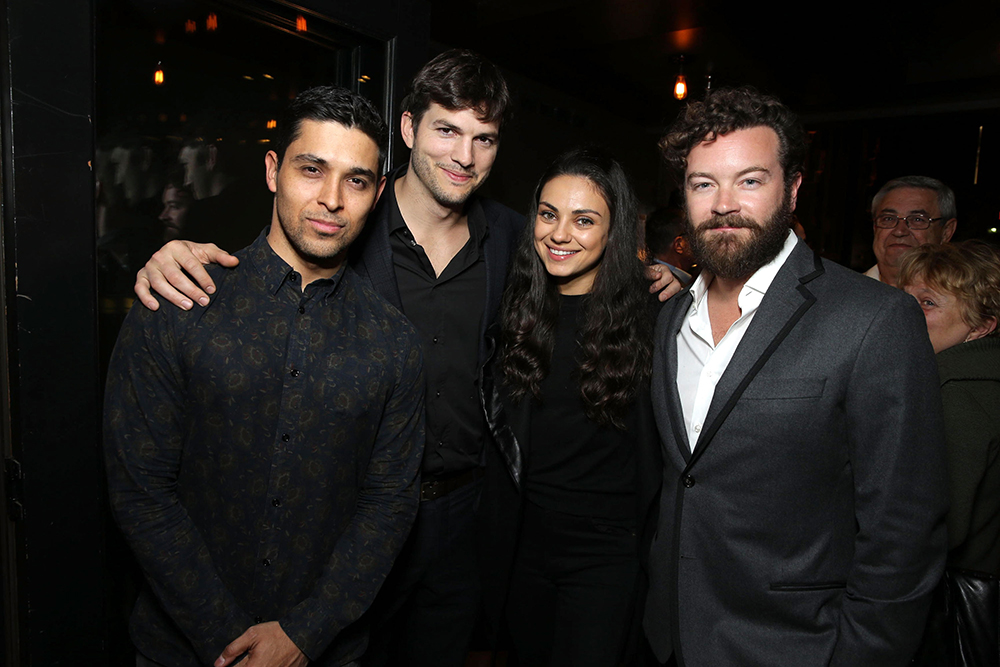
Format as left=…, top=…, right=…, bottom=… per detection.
left=498, top=146, right=653, bottom=429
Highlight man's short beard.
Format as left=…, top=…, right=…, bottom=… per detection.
left=409, top=146, right=477, bottom=207
left=687, top=189, right=793, bottom=280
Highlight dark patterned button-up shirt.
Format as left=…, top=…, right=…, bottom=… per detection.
left=104, top=230, right=424, bottom=666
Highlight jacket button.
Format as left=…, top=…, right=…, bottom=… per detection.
left=262, top=558, right=271, bottom=567
left=683, top=475, right=695, bottom=488
left=254, top=615, right=263, bottom=624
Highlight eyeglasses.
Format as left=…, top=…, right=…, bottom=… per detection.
left=874, top=214, right=945, bottom=230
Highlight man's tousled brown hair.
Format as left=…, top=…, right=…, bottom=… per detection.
left=660, top=86, right=805, bottom=186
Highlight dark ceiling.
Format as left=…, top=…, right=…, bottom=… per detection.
left=430, top=0, right=1000, bottom=128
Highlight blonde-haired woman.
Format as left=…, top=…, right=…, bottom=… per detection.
left=899, top=241, right=1000, bottom=667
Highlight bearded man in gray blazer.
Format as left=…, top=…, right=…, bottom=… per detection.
left=642, top=87, right=948, bottom=667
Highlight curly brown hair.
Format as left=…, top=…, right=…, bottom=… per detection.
left=660, top=86, right=805, bottom=187
left=898, top=241, right=1000, bottom=336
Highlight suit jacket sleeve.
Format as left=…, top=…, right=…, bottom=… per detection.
left=103, top=303, right=254, bottom=664
left=278, top=329, right=425, bottom=660
left=829, top=294, right=948, bottom=666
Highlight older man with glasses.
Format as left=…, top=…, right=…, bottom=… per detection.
left=866, top=175, right=958, bottom=287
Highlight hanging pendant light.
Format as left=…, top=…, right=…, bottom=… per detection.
left=674, top=55, right=688, bottom=100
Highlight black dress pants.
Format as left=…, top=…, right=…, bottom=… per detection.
left=506, top=500, right=639, bottom=667
left=364, top=478, right=482, bottom=667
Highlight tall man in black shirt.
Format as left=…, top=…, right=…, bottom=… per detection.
left=105, top=87, right=425, bottom=667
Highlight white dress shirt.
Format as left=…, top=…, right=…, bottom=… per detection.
left=676, top=230, right=799, bottom=451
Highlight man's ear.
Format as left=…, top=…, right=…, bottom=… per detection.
left=941, top=218, right=958, bottom=243
left=373, top=175, right=387, bottom=206
left=264, top=151, right=279, bottom=194
left=672, top=235, right=688, bottom=256
left=400, top=112, right=415, bottom=149
left=788, top=172, right=804, bottom=211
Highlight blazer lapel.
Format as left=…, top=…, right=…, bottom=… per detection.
left=689, top=242, right=823, bottom=466
left=352, top=167, right=405, bottom=309
left=657, top=291, right=694, bottom=464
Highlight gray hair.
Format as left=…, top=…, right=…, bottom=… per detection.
left=871, top=175, right=957, bottom=220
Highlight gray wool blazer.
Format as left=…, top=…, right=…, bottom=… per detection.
left=643, top=239, right=949, bottom=667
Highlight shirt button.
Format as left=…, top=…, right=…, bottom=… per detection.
left=262, top=558, right=271, bottom=567
left=272, top=498, right=282, bottom=507
left=290, top=369, right=300, bottom=377
left=683, top=475, right=696, bottom=488
left=254, top=615, right=263, bottom=624
left=435, top=391, right=441, bottom=398
left=281, top=433, right=290, bottom=442
left=432, top=336, right=439, bottom=343
left=694, top=424, right=702, bottom=433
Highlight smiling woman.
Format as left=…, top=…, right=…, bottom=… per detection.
left=533, top=174, right=610, bottom=295
left=479, top=147, right=662, bottom=666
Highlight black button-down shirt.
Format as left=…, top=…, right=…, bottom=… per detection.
left=389, top=198, right=487, bottom=478
left=104, top=230, right=424, bottom=666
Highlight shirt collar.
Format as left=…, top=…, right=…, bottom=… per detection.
left=744, top=229, right=798, bottom=297
left=687, top=229, right=799, bottom=311
left=246, top=226, right=346, bottom=298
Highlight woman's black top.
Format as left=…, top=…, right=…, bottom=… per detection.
left=524, top=294, right=638, bottom=520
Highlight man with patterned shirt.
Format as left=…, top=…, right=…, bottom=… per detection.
left=104, top=86, right=424, bottom=667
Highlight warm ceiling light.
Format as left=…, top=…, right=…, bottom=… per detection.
left=673, top=74, right=687, bottom=100
left=185, top=19, right=196, bottom=33
left=206, top=13, right=218, bottom=31
left=154, top=69, right=164, bottom=85
left=296, top=15, right=308, bottom=32
left=263, top=73, right=274, bottom=80
left=266, top=119, right=277, bottom=129
left=673, top=55, right=688, bottom=100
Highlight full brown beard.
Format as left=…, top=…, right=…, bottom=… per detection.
left=686, top=193, right=792, bottom=280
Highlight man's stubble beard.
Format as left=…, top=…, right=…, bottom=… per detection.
left=409, top=146, right=479, bottom=208
left=275, top=197, right=358, bottom=268
left=686, top=189, right=793, bottom=281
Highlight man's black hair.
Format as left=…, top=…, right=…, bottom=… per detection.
left=274, top=86, right=389, bottom=172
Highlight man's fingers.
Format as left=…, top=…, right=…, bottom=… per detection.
left=172, top=254, right=218, bottom=303
left=145, top=264, right=202, bottom=310
left=215, top=627, right=254, bottom=667
left=190, top=242, right=240, bottom=271
left=134, top=271, right=161, bottom=311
